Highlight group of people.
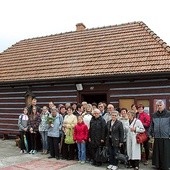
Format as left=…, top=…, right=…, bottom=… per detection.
left=18, top=98, right=170, bottom=170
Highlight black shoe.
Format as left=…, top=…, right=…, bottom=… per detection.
left=93, top=162, right=102, bottom=167
left=56, top=157, right=60, bottom=160
left=95, top=163, right=102, bottom=167
left=91, top=162, right=96, bottom=166
left=126, top=165, right=133, bottom=168
left=48, top=156, right=54, bottom=159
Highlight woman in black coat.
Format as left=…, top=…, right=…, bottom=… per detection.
left=89, top=108, right=107, bottom=166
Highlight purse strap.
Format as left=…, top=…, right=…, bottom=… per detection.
left=132, top=118, right=137, bottom=128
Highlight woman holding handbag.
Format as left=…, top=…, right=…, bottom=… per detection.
left=136, top=104, right=150, bottom=165
left=125, top=110, right=145, bottom=170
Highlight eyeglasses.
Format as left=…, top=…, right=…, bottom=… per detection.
left=112, top=115, right=117, bottom=117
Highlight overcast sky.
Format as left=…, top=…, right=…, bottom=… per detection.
left=0, top=0, right=170, bottom=52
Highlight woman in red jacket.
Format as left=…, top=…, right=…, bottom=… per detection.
left=74, top=116, right=88, bottom=164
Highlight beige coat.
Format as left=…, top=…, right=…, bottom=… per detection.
left=63, top=114, right=77, bottom=134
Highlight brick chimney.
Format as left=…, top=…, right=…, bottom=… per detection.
left=76, top=23, right=86, bottom=31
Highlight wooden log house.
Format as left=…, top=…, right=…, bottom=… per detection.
left=0, top=21, right=170, bottom=138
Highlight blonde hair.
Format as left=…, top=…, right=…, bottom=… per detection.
left=127, top=110, right=135, bottom=117
left=86, top=104, right=93, bottom=112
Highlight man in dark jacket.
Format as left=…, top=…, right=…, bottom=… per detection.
left=89, top=108, right=107, bottom=166
left=150, top=100, right=170, bottom=170
left=27, top=98, right=42, bottom=115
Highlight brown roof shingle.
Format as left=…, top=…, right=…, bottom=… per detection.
left=0, top=21, right=170, bottom=83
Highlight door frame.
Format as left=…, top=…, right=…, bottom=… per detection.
left=78, top=91, right=109, bottom=104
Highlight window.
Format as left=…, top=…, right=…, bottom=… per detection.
left=119, top=99, right=134, bottom=110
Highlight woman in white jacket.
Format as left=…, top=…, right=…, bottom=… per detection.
left=125, top=110, right=145, bottom=170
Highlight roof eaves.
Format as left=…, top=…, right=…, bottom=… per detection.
left=1, top=71, right=170, bottom=87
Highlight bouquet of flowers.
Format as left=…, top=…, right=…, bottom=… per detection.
left=47, top=116, right=55, bottom=128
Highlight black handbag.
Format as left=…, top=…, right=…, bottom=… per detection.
left=115, top=150, right=128, bottom=164
left=95, top=146, right=109, bottom=163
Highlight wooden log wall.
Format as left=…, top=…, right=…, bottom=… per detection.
left=81, top=79, right=170, bottom=113
left=0, top=86, right=26, bottom=138
left=108, top=79, right=170, bottom=113
left=1, top=78, right=170, bottom=138
left=0, top=83, right=77, bottom=138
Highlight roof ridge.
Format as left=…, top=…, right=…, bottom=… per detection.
left=7, top=21, right=140, bottom=43
left=25, top=21, right=140, bottom=40
left=138, top=21, right=170, bottom=53
left=4, top=21, right=170, bottom=54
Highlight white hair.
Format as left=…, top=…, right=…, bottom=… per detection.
left=93, top=108, right=100, bottom=114
left=156, top=100, right=165, bottom=106
left=111, top=110, right=118, bottom=116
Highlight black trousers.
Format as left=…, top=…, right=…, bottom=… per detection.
left=19, top=131, right=28, bottom=150
left=30, top=132, right=37, bottom=150
left=48, top=136, right=60, bottom=158
left=142, top=137, right=150, bottom=160
left=152, top=138, right=170, bottom=170
left=86, top=141, right=92, bottom=160
left=62, top=142, right=75, bottom=160
left=91, top=145, right=102, bottom=166
left=130, top=159, right=139, bottom=168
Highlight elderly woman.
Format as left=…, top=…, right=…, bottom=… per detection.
left=47, top=107, right=63, bottom=159
left=106, top=110, right=124, bottom=170
left=89, top=108, right=106, bottom=167
left=125, top=110, right=145, bottom=170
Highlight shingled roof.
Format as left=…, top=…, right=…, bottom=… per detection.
left=1, top=21, right=170, bottom=84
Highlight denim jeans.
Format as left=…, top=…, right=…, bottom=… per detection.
left=40, top=131, right=48, bottom=150
left=77, top=142, right=86, bottom=161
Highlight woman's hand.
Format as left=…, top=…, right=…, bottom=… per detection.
left=30, top=128, right=33, bottom=133
left=130, top=127, right=136, bottom=132
left=119, top=143, right=123, bottom=147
